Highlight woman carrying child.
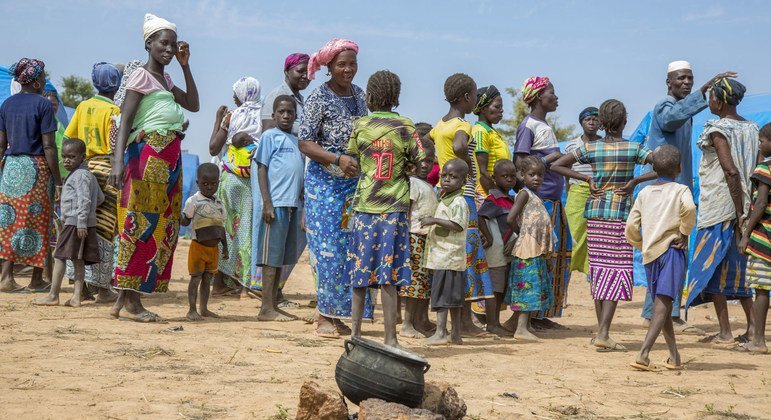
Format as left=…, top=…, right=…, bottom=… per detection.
left=551, top=99, right=653, bottom=351
left=299, top=38, right=369, bottom=338
left=347, top=70, right=425, bottom=347
left=208, top=76, right=262, bottom=297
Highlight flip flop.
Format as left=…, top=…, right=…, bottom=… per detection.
left=595, top=339, right=628, bottom=352
left=673, top=323, right=705, bottom=336
left=27, top=284, right=51, bottom=293
left=1, top=286, right=30, bottom=294
left=120, top=311, right=168, bottom=324
left=630, top=361, right=662, bottom=372
left=662, top=358, right=683, bottom=370
left=277, top=300, right=301, bottom=308
left=314, top=327, right=341, bottom=339
left=730, top=343, right=769, bottom=354
left=735, top=334, right=749, bottom=344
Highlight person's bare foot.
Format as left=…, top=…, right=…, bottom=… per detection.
left=741, top=342, right=769, bottom=354
left=513, top=328, right=540, bottom=342
left=334, top=319, right=351, bottom=335
left=400, top=325, right=427, bottom=338
left=0, top=279, right=25, bottom=292
left=123, top=310, right=164, bottom=323
left=186, top=310, right=202, bottom=321
left=200, top=309, right=219, bottom=318
left=461, top=322, right=488, bottom=337
left=95, top=288, right=118, bottom=304
left=423, top=333, right=450, bottom=346
left=501, top=316, right=517, bottom=333
left=532, top=318, right=568, bottom=330
left=450, top=335, right=463, bottom=345
left=32, top=295, right=59, bottom=306
left=386, top=341, right=408, bottom=352
left=63, top=298, right=81, bottom=308
left=487, top=324, right=513, bottom=337
left=258, top=308, right=295, bottom=322
left=594, top=337, right=627, bottom=352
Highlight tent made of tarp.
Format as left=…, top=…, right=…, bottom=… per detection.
left=0, top=65, right=70, bottom=127
left=179, top=151, right=200, bottom=238
left=628, top=92, right=771, bottom=285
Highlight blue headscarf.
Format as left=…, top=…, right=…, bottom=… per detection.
left=91, top=62, right=121, bottom=94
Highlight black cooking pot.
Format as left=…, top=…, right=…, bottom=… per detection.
left=335, top=336, right=430, bottom=408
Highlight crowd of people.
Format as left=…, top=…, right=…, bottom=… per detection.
left=0, top=13, right=769, bottom=372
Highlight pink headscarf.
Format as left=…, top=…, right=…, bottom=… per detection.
left=307, top=38, right=359, bottom=81
left=521, top=76, right=551, bottom=104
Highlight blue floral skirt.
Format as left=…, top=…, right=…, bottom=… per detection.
left=347, top=212, right=410, bottom=289
left=506, top=256, right=553, bottom=312
left=305, top=162, right=373, bottom=320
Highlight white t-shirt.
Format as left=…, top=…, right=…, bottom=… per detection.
left=425, top=193, right=469, bottom=272
left=409, top=177, right=439, bottom=235
left=563, top=136, right=594, bottom=185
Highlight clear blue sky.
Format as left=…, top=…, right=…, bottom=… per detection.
left=3, top=0, right=769, bottom=160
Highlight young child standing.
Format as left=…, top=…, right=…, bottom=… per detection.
left=478, top=159, right=519, bottom=336
left=181, top=163, right=228, bottom=321
left=422, top=158, right=470, bottom=346
left=254, top=95, right=304, bottom=322
left=738, top=123, right=771, bottom=354
left=400, top=139, right=439, bottom=338
left=429, top=73, right=495, bottom=336
left=347, top=71, right=425, bottom=348
left=33, top=138, right=103, bottom=307
left=503, top=156, right=554, bottom=341
left=626, top=145, right=696, bottom=371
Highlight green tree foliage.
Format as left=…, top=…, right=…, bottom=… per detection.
left=59, top=75, right=95, bottom=108
left=498, top=87, right=576, bottom=149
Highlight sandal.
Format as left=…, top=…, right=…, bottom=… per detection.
left=630, top=360, right=662, bottom=372
left=594, top=339, right=628, bottom=352
left=662, top=358, right=683, bottom=370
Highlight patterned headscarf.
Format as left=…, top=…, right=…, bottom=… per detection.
left=284, top=53, right=310, bottom=72
left=473, top=85, right=501, bottom=115
left=521, top=76, right=550, bottom=105
left=114, top=60, right=142, bottom=107
left=579, top=106, right=599, bottom=123
left=228, top=77, right=262, bottom=143
left=711, top=78, right=746, bottom=106
left=8, top=58, right=45, bottom=85
left=307, top=38, right=359, bottom=81
left=92, top=62, right=121, bottom=94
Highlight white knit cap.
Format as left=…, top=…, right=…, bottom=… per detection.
left=143, top=13, right=176, bottom=41
left=667, top=60, right=692, bottom=73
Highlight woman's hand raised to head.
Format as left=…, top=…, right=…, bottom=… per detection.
left=176, top=41, right=191, bottom=66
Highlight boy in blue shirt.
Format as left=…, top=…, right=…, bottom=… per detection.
left=254, top=95, right=304, bottom=321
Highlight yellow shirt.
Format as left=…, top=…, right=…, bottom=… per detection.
left=64, top=95, right=120, bottom=158
left=430, top=117, right=471, bottom=168
left=473, top=121, right=510, bottom=196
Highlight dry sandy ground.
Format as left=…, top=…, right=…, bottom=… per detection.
left=0, top=239, right=768, bottom=419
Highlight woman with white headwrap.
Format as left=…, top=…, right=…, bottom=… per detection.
left=107, top=13, right=199, bottom=322
left=208, top=77, right=262, bottom=297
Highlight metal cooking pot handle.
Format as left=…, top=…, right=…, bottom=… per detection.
left=344, top=339, right=354, bottom=355
left=423, top=363, right=431, bottom=373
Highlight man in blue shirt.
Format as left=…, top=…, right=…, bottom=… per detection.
left=640, top=60, right=737, bottom=332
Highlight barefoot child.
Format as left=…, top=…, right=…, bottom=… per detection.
left=626, top=145, right=696, bottom=370
left=400, top=139, right=439, bottom=338
left=478, top=159, right=519, bottom=336
left=254, top=95, right=304, bottom=321
left=422, top=158, right=469, bottom=346
left=503, top=156, right=554, bottom=341
left=738, top=123, right=771, bottom=354
left=33, top=138, right=103, bottom=307
left=347, top=71, right=425, bottom=347
left=181, top=163, right=228, bottom=321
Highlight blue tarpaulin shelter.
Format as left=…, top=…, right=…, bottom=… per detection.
left=629, top=92, right=771, bottom=285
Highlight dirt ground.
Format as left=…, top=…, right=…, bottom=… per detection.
left=0, top=239, right=768, bottom=419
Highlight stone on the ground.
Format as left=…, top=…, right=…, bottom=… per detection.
left=296, top=380, right=349, bottom=420
left=358, top=398, right=442, bottom=420
left=419, top=381, right=467, bottom=419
